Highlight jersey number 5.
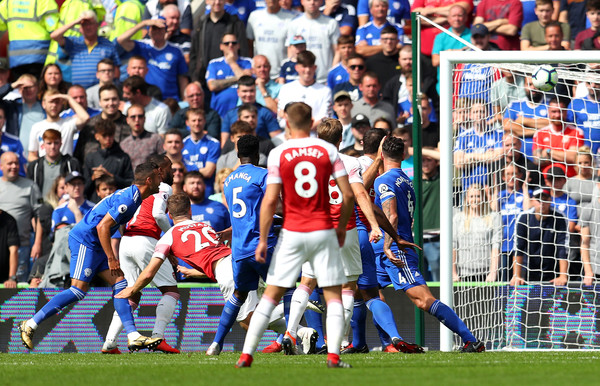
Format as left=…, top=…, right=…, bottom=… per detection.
left=232, top=186, right=247, bottom=218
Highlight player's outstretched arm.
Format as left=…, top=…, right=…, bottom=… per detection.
left=97, top=214, right=122, bottom=277
left=351, top=182, right=382, bottom=242
left=256, top=183, right=280, bottom=263
left=116, top=257, right=164, bottom=298
left=335, top=175, right=355, bottom=247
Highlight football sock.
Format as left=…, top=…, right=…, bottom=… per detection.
left=373, top=318, right=392, bottom=347
left=214, top=294, right=243, bottom=346
left=242, top=296, right=277, bottom=355
left=429, top=299, right=476, bottom=343
left=104, top=300, right=138, bottom=349
left=283, top=288, right=294, bottom=326
left=325, top=299, right=344, bottom=356
left=112, top=279, right=137, bottom=336
left=366, top=297, right=401, bottom=340
left=304, top=290, right=325, bottom=348
left=276, top=334, right=284, bottom=344
left=350, top=299, right=367, bottom=348
left=31, top=286, right=86, bottom=327
left=153, top=292, right=179, bottom=339
left=341, top=290, right=355, bottom=340
left=287, top=284, right=311, bottom=339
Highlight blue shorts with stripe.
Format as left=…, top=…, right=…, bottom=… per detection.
left=357, top=229, right=378, bottom=289
left=69, top=237, right=109, bottom=282
left=233, top=246, right=274, bottom=292
left=375, top=249, right=426, bottom=291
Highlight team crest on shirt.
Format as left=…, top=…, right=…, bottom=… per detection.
left=206, top=207, right=214, bottom=214
left=200, top=146, right=208, bottom=154
left=166, top=53, right=173, bottom=61
left=118, top=204, right=128, bottom=213
left=84, top=268, right=92, bottom=277
left=393, top=1, right=400, bottom=9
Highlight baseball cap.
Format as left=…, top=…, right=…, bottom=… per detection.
left=471, top=23, right=489, bottom=37
left=65, top=171, right=85, bottom=184
left=351, top=114, right=370, bottom=128
left=333, top=90, right=351, bottom=102
left=532, top=188, right=551, bottom=200
left=289, top=35, right=306, bottom=45
left=545, top=165, right=566, bottom=180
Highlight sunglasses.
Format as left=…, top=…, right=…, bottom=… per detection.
left=222, top=41, right=238, bottom=46
left=172, top=168, right=184, bottom=173
left=128, top=114, right=144, bottom=120
left=349, top=65, right=365, bottom=70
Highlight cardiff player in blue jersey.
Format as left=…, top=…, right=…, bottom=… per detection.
left=375, top=136, right=485, bottom=353
left=206, top=135, right=279, bottom=355
left=19, top=162, right=164, bottom=352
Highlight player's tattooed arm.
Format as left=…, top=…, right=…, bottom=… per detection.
left=381, top=198, right=403, bottom=267
left=373, top=204, right=420, bottom=252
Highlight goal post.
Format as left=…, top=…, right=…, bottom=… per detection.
left=439, top=50, right=600, bottom=352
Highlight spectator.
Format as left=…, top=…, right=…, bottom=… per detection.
left=453, top=183, right=502, bottom=282
left=86, top=59, right=119, bottom=110
left=512, top=188, right=568, bottom=285
left=490, top=69, right=527, bottom=114
left=0, top=0, right=59, bottom=79
left=381, top=44, right=410, bottom=117
left=567, top=78, right=600, bottom=157
left=163, top=129, right=184, bottom=164
left=163, top=4, right=192, bottom=63
left=118, top=16, right=189, bottom=101
left=356, top=0, right=404, bottom=57
left=0, top=152, right=43, bottom=282
left=276, top=35, right=307, bottom=84
left=327, top=35, right=356, bottom=90
left=60, top=84, right=101, bottom=119
left=9, top=75, right=45, bottom=153
left=125, top=56, right=164, bottom=100
left=544, top=21, right=568, bottom=52
left=170, top=82, right=221, bottom=140
left=50, top=11, right=121, bottom=89
left=573, top=0, right=600, bottom=50
left=0, top=108, right=27, bottom=177
left=0, top=67, right=23, bottom=137
left=566, top=147, right=596, bottom=208
left=332, top=91, right=355, bottom=149
left=277, top=51, right=332, bottom=130
left=473, top=0, right=523, bottom=51
left=209, top=167, right=232, bottom=207
left=189, top=0, right=249, bottom=83
left=533, top=98, right=584, bottom=177
left=340, top=114, right=370, bottom=155
left=122, top=76, right=172, bottom=135
left=358, top=0, right=410, bottom=26
left=37, top=64, right=71, bottom=100
left=216, top=120, right=272, bottom=170
left=580, top=174, right=600, bottom=285
left=253, top=55, right=281, bottom=114
left=94, top=174, right=117, bottom=201
left=286, top=0, right=340, bottom=84
left=418, top=96, right=440, bottom=148
left=183, top=170, right=231, bottom=231
left=544, top=166, right=579, bottom=233
left=222, top=76, right=281, bottom=145
left=351, top=71, right=395, bottom=125
left=422, top=148, right=440, bottom=281
left=120, top=104, right=164, bottom=169
left=0, top=209, right=19, bottom=287
left=28, top=90, right=90, bottom=162
left=392, top=126, right=414, bottom=179
left=181, top=108, right=221, bottom=196
left=495, top=133, right=541, bottom=191
left=143, top=0, right=193, bottom=34
left=321, top=0, right=358, bottom=36
left=171, top=160, right=186, bottom=194
left=206, top=33, right=253, bottom=117
left=333, top=54, right=366, bottom=102
left=206, top=0, right=257, bottom=24
left=51, top=171, right=95, bottom=232
left=83, top=120, right=134, bottom=201
left=246, top=0, right=296, bottom=79
left=27, top=129, right=81, bottom=197
left=521, top=0, right=570, bottom=50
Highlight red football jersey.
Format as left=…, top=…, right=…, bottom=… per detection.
left=153, top=220, right=231, bottom=281
left=532, top=124, right=584, bottom=177
left=267, top=137, right=347, bottom=232
left=125, top=191, right=170, bottom=239
left=329, top=153, right=362, bottom=230
left=355, top=155, right=377, bottom=232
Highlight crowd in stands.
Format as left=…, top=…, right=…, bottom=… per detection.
left=1, top=0, right=600, bottom=289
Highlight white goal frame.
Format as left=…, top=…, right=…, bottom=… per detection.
left=439, top=50, right=600, bottom=352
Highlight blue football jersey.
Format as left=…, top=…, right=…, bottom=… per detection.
left=568, top=95, right=600, bottom=155
left=498, top=189, right=527, bottom=253
left=135, top=40, right=189, bottom=101
left=181, top=134, right=221, bottom=196
left=357, top=0, right=410, bottom=24
left=69, top=185, right=142, bottom=249
left=190, top=199, right=231, bottom=232
left=356, top=21, right=403, bottom=46
left=374, top=168, right=415, bottom=248
left=223, top=164, right=277, bottom=261
left=206, top=56, right=252, bottom=116
left=327, top=63, right=349, bottom=90
left=51, top=200, right=95, bottom=231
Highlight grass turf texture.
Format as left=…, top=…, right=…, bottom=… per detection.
left=2, top=352, right=599, bottom=385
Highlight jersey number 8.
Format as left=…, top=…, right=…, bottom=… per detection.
left=294, top=161, right=318, bottom=198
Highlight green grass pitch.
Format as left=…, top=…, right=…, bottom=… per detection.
left=2, top=351, right=600, bottom=385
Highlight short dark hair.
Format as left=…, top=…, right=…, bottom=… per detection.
left=237, top=103, right=258, bottom=118
left=167, top=192, right=191, bottom=218
left=382, top=136, right=405, bottom=161
left=95, top=174, right=116, bottom=189
left=123, top=75, right=148, bottom=95
left=361, top=71, right=380, bottom=84
left=296, top=50, right=316, bottom=67
left=338, top=34, right=355, bottom=45
left=99, top=83, right=119, bottom=98
left=95, top=119, right=116, bottom=136
left=381, top=25, right=399, bottom=36
left=587, top=0, right=600, bottom=11
left=146, top=153, right=170, bottom=169
left=230, top=120, right=254, bottom=136
left=183, top=170, right=204, bottom=184
left=544, top=20, right=562, bottom=32
left=238, top=75, right=256, bottom=87
left=97, top=58, right=114, bottom=70
left=363, top=128, right=387, bottom=154
left=165, top=128, right=183, bottom=139
left=347, top=53, right=366, bottom=62
left=237, top=134, right=260, bottom=159
left=134, top=161, right=159, bottom=184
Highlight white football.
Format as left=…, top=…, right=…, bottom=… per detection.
left=532, top=65, right=558, bottom=92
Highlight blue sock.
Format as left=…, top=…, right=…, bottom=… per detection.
left=304, top=290, right=325, bottom=348
left=367, top=297, right=401, bottom=340
left=283, top=288, right=294, bottom=327
left=113, top=280, right=137, bottom=335
left=276, top=334, right=284, bottom=344
left=351, top=300, right=367, bottom=348
left=33, top=287, right=86, bottom=325
left=429, top=300, right=476, bottom=343
left=214, top=294, right=243, bottom=347
left=373, top=318, right=392, bottom=347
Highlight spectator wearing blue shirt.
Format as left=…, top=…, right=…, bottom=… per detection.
left=332, top=53, right=366, bottom=103
left=567, top=80, right=600, bottom=156
left=51, top=11, right=121, bottom=89
left=327, top=35, right=356, bottom=90
left=0, top=107, right=27, bottom=177
left=252, top=55, right=281, bottom=114
left=51, top=171, right=95, bottom=232
left=117, top=16, right=189, bottom=101
left=276, top=35, right=306, bottom=84
left=181, top=108, right=221, bottom=197
left=545, top=166, right=579, bottom=233
left=221, top=76, right=281, bottom=145
left=163, top=4, right=191, bottom=62
left=357, top=0, right=410, bottom=26
left=321, top=0, right=358, bottom=35
left=356, top=0, right=404, bottom=57
left=206, top=33, right=253, bottom=117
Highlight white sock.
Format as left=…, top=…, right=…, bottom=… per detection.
left=104, top=300, right=138, bottom=349
left=127, top=331, right=141, bottom=341
left=287, top=285, right=311, bottom=339
left=26, top=319, right=38, bottom=330
left=152, top=292, right=179, bottom=339
left=325, top=299, right=344, bottom=355
left=242, top=296, right=277, bottom=355
left=342, top=290, right=355, bottom=343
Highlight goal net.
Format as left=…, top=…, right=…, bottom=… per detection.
left=438, top=50, right=600, bottom=351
